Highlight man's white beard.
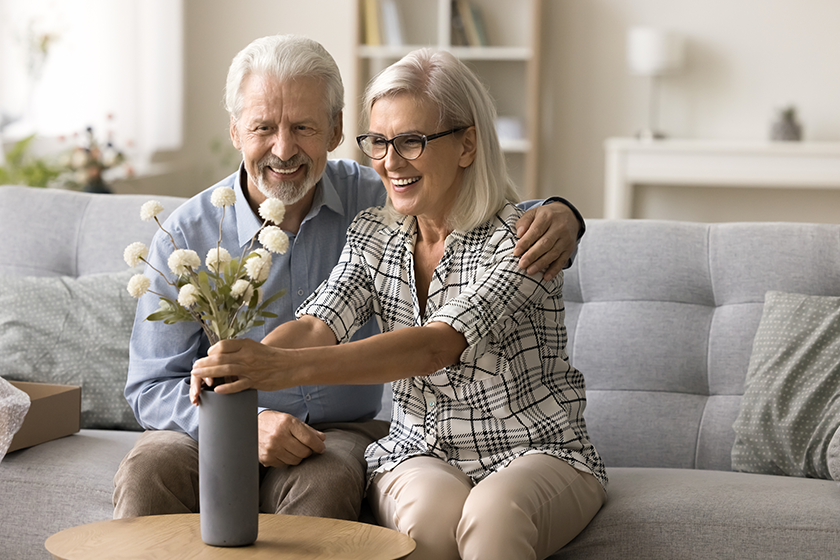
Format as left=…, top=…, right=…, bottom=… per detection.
left=255, top=154, right=317, bottom=205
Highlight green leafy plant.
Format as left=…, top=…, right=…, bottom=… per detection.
left=0, top=134, right=62, bottom=188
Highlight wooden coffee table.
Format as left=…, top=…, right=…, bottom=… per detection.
left=45, top=513, right=415, bottom=559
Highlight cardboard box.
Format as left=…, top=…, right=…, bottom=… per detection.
left=7, top=381, right=81, bottom=453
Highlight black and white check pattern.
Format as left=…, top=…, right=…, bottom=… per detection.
left=299, top=203, right=607, bottom=488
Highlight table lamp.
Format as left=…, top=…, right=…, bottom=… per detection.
left=627, top=27, right=684, bottom=140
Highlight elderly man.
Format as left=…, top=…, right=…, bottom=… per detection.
left=113, top=34, right=585, bottom=521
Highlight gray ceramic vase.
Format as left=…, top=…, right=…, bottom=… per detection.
left=198, top=388, right=259, bottom=547
left=770, top=107, right=803, bottom=141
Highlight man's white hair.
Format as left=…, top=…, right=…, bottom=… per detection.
left=225, top=34, right=344, bottom=126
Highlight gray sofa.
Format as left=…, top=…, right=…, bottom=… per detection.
left=1, top=185, right=839, bottom=559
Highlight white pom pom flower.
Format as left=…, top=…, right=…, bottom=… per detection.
left=124, top=242, right=148, bottom=268
left=259, top=198, right=286, bottom=225
left=205, top=247, right=232, bottom=273
left=211, top=187, right=236, bottom=208
left=244, top=249, right=272, bottom=282
left=127, top=274, right=151, bottom=298
left=230, top=279, right=252, bottom=299
left=168, top=249, right=201, bottom=276
left=258, top=226, right=290, bottom=254
left=178, top=283, right=200, bottom=308
left=140, top=200, right=165, bottom=221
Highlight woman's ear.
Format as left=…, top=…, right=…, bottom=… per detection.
left=459, top=126, right=477, bottom=168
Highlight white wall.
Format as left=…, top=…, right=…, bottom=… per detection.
left=542, top=0, right=840, bottom=222
left=0, top=0, right=183, bottom=161
left=121, top=0, right=840, bottom=224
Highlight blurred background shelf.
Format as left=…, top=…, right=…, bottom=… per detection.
left=353, top=0, right=543, bottom=199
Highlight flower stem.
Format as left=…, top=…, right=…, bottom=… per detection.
left=155, top=216, right=179, bottom=250
left=237, top=218, right=270, bottom=267
left=140, top=257, right=178, bottom=287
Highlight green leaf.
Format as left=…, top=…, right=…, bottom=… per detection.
left=261, top=288, right=287, bottom=307
left=146, top=310, right=172, bottom=322
left=198, top=271, right=211, bottom=294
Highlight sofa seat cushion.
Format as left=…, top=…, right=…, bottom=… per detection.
left=0, top=429, right=141, bottom=560
left=550, top=468, right=840, bottom=560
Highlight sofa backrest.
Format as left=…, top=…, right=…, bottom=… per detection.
left=5, top=188, right=838, bottom=471
left=563, top=219, right=840, bottom=472
left=0, top=186, right=187, bottom=277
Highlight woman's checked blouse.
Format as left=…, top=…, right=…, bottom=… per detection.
left=298, top=203, right=607, bottom=490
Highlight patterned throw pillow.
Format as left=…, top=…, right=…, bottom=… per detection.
left=732, top=291, right=840, bottom=479
left=829, top=427, right=840, bottom=484
left=0, top=271, right=142, bottom=431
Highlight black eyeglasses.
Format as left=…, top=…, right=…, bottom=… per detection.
left=356, top=127, right=468, bottom=161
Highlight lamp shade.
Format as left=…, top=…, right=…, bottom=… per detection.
left=627, top=27, right=684, bottom=76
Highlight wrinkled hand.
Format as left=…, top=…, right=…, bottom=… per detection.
left=258, top=410, right=326, bottom=467
left=190, top=338, right=290, bottom=405
left=514, top=202, right=580, bottom=281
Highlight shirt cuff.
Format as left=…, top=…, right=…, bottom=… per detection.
left=544, top=196, right=586, bottom=240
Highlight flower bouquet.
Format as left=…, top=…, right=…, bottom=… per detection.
left=123, top=186, right=288, bottom=547
left=123, top=186, right=289, bottom=345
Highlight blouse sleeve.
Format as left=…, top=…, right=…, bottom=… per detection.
left=295, top=229, right=377, bottom=345
left=428, top=231, right=561, bottom=365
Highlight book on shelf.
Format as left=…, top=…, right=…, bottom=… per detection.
left=451, top=1, right=469, bottom=46
left=380, top=0, right=404, bottom=47
left=453, top=0, right=488, bottom=47
left=470, top=3, right=489, bottom=47
left=363, top=0, right=404, bottom=47
left=363, top=0, right=381, bottom=45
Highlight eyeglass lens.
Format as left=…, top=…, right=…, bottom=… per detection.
left=357, top=127, right=467, bottom=161
left=359, top=134, right=425, bottom=160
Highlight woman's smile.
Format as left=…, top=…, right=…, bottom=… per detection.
left=390, top=176, right=421, bottom=191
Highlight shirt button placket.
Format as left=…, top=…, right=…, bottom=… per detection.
left=424, top=396, right=438, bottom=451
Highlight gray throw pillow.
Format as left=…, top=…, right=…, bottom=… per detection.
left=0, top=270, right=141, bottom=431
left=829, top=426, right=840, bottom=485
left=732, top=291, right=840, bottom=479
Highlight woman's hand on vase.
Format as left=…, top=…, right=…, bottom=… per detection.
left=190, top=338, right=286, bottom=405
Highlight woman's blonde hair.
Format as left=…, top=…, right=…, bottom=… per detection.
left=361, top=48, right=519, bottom=231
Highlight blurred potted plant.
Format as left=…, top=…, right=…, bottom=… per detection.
left=0, top=134, right=62, bottom=188
left=58, top=122, right=133, bottom=193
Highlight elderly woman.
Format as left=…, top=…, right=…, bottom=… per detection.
left=192, top=48, right=606, bottom=560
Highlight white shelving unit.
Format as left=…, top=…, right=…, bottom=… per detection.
left=353, top=0, right=543, bottom=199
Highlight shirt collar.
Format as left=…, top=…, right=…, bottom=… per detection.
left=308, top=164, right=345, bottom=220
left=391, top=210, right=493, bottom=254
left=233, top=164, right=263, bottom=248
